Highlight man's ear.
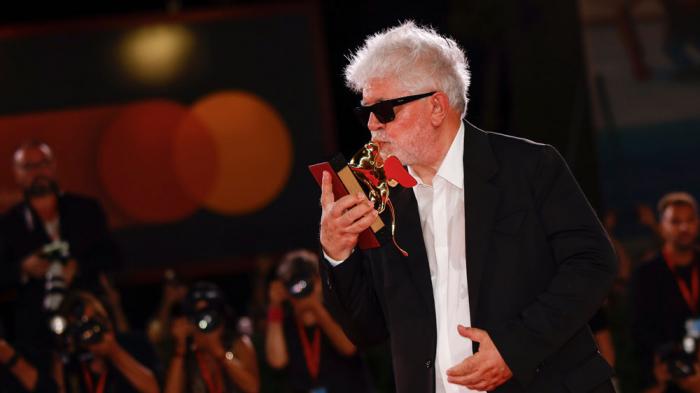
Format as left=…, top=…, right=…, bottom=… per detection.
left=430, top=92, right=449, bottom=127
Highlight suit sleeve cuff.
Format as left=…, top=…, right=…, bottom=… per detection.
left=322, top=249, right=353, bottom=267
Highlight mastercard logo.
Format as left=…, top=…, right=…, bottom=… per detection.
left=97, top=90, right=293, bottom=224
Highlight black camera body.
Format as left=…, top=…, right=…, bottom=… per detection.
left=42, top=240, right=71, bottom=312
left=278, top=257, right=316, bottom=299
left=183, top=282, right=227, bottom=333
left=657, top=341, right=697, bottom=379
left=49, top=295, right=109, bottom=357
left=40, top=240, right=70, bottom=264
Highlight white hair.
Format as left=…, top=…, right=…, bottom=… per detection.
left=345, top=21, right=471, bottom=118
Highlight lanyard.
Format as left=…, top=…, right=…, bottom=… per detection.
left=296, top=319, right=321, bottom=381
left=81, top=363, right=108, bottom=393
left=663, top=250, right=699, bottom=314
left=195, top=351, right=224, bottom=393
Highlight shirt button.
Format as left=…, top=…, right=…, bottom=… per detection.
left=425, top=360, right=432, bottom=369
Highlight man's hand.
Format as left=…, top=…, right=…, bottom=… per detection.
left=0, top=339, right=15, bottom=364
left=319, top=171, right=377, bottom=261
left=171, top=317, right=192, bottom=347
left=88, top=331, right=118, bottom=358
left=20, top=254, right=50, bottom=279
left=676, top=362, right=700, bottom=392
left=162, top=283, right=188, bottom=307
left=268, top=280, right=289, bottom=307
left=446, top=326, right=513, bottom=391
left=651, top=355, right=671, bottom=389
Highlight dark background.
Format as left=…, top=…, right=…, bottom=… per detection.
left=0, top=0, right=601, bottom=317
left=0, top=0, right=600, bottom=201
left=4, top=2, right=686, bottom=392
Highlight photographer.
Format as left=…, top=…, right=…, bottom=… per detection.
left=0, top=141, right=121, bottom=347
left=51, top=291, right=160, bottom=393
left=147, top=269, right=189, bottom=363
left=264, top=250, right=372, bottom=393
left=630, top=192, right=700, bottom=392
left=164, top=281, right=259, bottom=393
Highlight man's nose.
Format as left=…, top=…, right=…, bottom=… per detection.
left=367, top=112, right=384, bottom=132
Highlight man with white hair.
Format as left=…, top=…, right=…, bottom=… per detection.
left=318, top=22, right=617, bottom=392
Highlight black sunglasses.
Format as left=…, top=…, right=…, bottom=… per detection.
left=354, top=91, right=436, bottom=125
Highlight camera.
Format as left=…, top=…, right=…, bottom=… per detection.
left=42, top=240, right=71, bottom=312
left=40, top=240, right=70, bottom=264
left=656, top=318, right=700, bottom=379
left=183, top=282, right=226, bottom=333
left=276, top=256, right=317, bottom=298
left=49, top=294, right=109, bottom=357
left=657, top=340, right=696, bottom=379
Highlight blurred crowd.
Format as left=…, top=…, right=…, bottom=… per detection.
left=1, top=140, right=699, bottom=393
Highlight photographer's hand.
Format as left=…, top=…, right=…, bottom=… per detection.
left=289, top=289, right=320, bottom=314
left=677, top=363, right=700, bottom=393
left=163, top=283, right=188, bottom=308
left=98, top=333, right=159, bottom=393
left=165, top=318, right=191, bottom=393
left=642, top=356, right=670, bottom=393
left=194, top=329, right=227, bottom=361
left=0, top=339, right=39, bottom=391
left=87, top=331, right=118, bottom=357
left=171, top=317, right=191, bottom=354
left=20, top=253, right=50, bottom=279
left=268, top=280, right=288, bottom=308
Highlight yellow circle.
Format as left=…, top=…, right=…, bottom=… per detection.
left=187, top=91, right=293, bottom=215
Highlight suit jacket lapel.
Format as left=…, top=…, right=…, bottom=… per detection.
left=463, top=122, right=500, bottom=324
left=392, top=186, right=436, bottom=318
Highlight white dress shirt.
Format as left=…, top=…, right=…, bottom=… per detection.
left=327, top=123, right=478, bottom=392
left=408, top=123, right=478, bottom=393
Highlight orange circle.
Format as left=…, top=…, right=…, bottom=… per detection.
left=97, top=100, right=200, bottom=223
left=172, top=110, right=219, bottom=205
left=187, top=91, right=293, bottom=215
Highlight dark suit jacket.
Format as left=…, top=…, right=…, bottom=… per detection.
left=320, top=123, right=618, bottom=393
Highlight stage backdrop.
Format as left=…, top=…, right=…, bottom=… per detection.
left=579, top=0, right=700, bottom=244
left=0, top=4, right=334, bottom=271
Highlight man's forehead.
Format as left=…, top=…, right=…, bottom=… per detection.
left=361, top=77, right=405, bottom=104
left=664, top=203, right=698, bottom=218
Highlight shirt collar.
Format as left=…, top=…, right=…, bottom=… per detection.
left=408, top=122, right=464, bottom=189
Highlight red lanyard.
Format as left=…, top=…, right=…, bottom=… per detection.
left=664, top=250, right=699, bottom=314
left=81, top=363, right=108, bottom=393
left=195, top=351, right=224, bottom=393
left=296, top=319, right=321, bottom=381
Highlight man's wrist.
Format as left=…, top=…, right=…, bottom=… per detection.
left=323, top=248, right=352, bottom=266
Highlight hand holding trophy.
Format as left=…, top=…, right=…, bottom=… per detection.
left=310, top=140, right=416, bottom=258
